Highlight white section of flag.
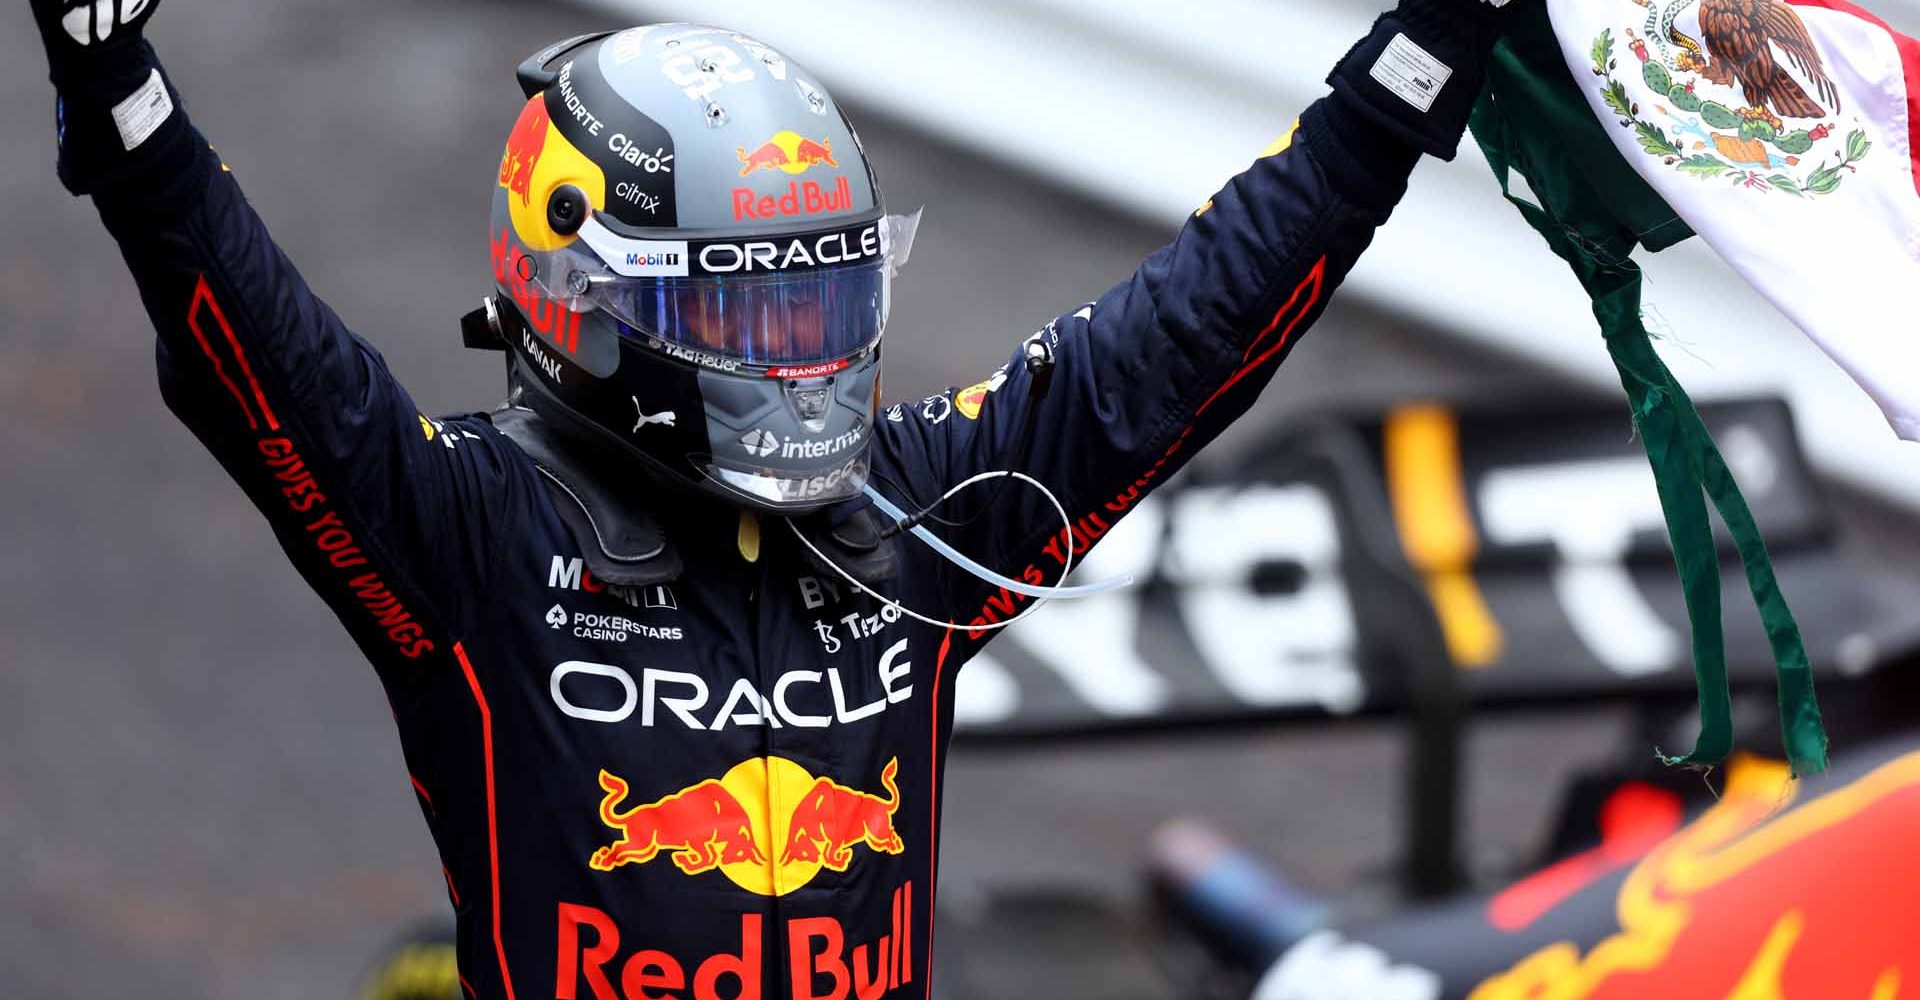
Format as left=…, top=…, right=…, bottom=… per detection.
left=1548, top=0, right=1920, bottom=439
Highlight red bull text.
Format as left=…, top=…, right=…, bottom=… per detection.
left=490, top=227, right=583, bottom=355
left=733, top=178, right=855, bottom=221
left=555, top=881, right=913, bottom=1000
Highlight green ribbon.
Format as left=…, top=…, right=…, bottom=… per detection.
left=1467, top=4, right=1827, bottom=776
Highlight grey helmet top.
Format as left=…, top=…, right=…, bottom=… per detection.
left=486, top=25, right=917, bottom=512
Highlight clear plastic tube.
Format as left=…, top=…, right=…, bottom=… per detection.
left=783, top=468, right=1135, bottom=635
left=860, top=478, right=1132, bottom=599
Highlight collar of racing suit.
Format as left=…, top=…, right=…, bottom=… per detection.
left=799, top=498, right=898, bottom=585
left=492, top=405, right=686, bottom=587
left=489, top=404, right=898, bottom=588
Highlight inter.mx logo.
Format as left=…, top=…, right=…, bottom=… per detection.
left=741, top=429, right=780, bottom=458
left=741, top=427, right=864, bottom=461
left=548, top=556, right=677, bottom=611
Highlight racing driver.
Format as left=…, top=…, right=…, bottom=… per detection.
left=32, top=0, right=1515, bottom=997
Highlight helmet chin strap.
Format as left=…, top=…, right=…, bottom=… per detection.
left=785, top=470, right=1135, bottom=635
left=459, top=295, right=509, bottom=352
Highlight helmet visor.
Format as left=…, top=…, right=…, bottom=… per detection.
left=532, top=212, right=920, bottom=372
left=598, top=263, right=888, bottom=366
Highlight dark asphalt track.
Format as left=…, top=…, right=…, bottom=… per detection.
left=0, top=1, right=1692, bottom=997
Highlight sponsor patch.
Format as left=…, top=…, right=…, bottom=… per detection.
left=1369, top=33, right=1451, bottom=113
left=955, top=370, right=1009, bottom=420
left=112, top=69, right=173, bottom=151
left=736, top=130, right=839, bottom=177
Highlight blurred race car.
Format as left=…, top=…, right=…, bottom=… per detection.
left=1241, top=728, right=1920, bottom=1000
left=942, top=395, right=1920, bottom=1000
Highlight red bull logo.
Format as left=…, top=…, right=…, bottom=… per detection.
left=794, top=137, right=838, bottom=169
left=737, top=130, right=840, bottom=177
left=490, top=227, right=583, bottom=354
left=733, top=177, right=856, bottom=221
left=555, top=880, right=914, bottom=1000
left=1470, top=751, right=1920, bottom=1000
left=781, top=758, right=905, bottom=870
left=954, top=371, right=1008, bottom=421
left=590, top=756, right=904, bottom=897
left=590, top=774, right=768, bottom=875
left=499, top=96, right=552, bottom=207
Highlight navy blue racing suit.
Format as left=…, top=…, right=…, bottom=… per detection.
left=58, top=12, right=1493, bottom=999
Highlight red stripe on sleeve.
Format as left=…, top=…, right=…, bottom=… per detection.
left=1194, top=258, right=1326, bottom=417
left=455, top=642, right=517, bottom=1000
left=185, top=276, right=260, bottom=430
left=186, top=275, right=281, bottom=431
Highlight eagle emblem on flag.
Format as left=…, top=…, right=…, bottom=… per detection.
left=1593, top=0, right=1871, bottom=196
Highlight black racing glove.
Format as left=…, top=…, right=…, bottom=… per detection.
left=30, top=0, right=193, bottom=197
left=1325, top=0, right=1515, bottom=161
left=31, top=0, right=165, bottom=78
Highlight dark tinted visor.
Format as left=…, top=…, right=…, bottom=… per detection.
left=596, top=262, right=889, bottom=366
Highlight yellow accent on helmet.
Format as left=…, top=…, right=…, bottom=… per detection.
left=496, top=96, right=609, bottom=253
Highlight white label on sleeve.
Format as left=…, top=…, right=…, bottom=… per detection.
left=1368, top=33, right=1452, bottom=113
left=111, top=69, right=174, bottom=151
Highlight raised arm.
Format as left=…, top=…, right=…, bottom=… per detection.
left=872, top=0, right=1510, bottom=618
left=33, top=0, right=526, bottom=668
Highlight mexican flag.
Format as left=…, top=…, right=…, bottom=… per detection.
left=1550, top=0, right=1920, bottom=439
left=1461, top=0, right=1920, bottom=777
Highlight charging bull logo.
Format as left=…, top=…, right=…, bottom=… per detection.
left=1470, top=750, right=1920, bottom=1000
left=737, top=130, right=839, bottom=177
left=589, top=774, right=767, bottom=875
left=499, top=96, right=551, bottom=208
left=494, top=94, right=606, bottom=253
left=591, top=756, right=904, bottom=897
left=781, top=757, right=905, bottom=871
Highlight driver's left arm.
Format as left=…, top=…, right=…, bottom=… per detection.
left=873, top=0, right=1509, bottom=622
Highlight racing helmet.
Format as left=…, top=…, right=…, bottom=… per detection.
left=484, top=25, right=917, bottom=512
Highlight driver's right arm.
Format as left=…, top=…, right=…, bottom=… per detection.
left=41, top=27, right=529, bottom=669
